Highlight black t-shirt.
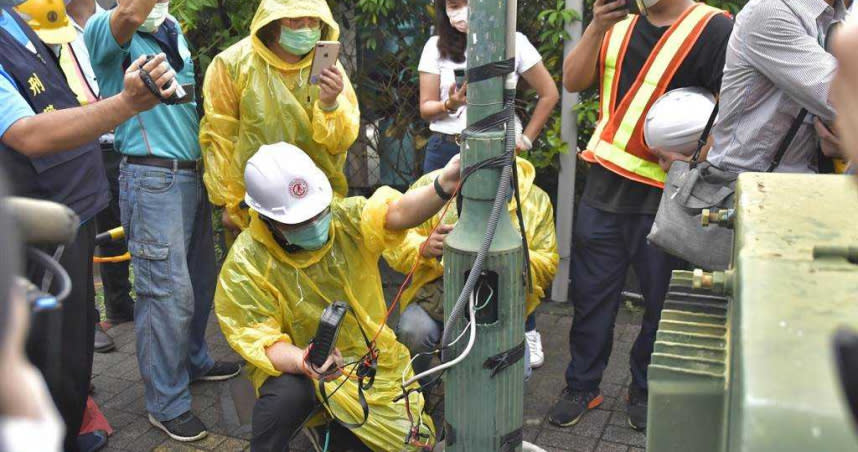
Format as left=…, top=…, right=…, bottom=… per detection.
left=582, top=13, right=733, bottom=215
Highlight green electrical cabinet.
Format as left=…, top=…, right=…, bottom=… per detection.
left=648, top=173, right=858, bottom=452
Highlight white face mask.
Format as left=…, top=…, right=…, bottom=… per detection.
left=446, top=6, right=468, bottom=33
left=140, top=2, right=169, bottom=33
left=635, top=0, right=662, bottom=15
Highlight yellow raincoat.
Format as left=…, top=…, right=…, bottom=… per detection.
left=214, top=188, right=433, bottom=451
left=383, top=158, right=559, bottom=317
left=199, top=0, right=360, bottom=230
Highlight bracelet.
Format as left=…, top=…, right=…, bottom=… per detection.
left=434, top=176, right=453, bottom=201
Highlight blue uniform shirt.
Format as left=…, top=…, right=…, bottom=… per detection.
left=0, top=10, right=35, bottom=139
left=84, top=11, right=200, bottom=160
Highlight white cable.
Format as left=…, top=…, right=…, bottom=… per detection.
left=403, top=292, right=477, bottom=388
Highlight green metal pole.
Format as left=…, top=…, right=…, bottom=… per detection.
left=443, top=0, right=525, bottom=450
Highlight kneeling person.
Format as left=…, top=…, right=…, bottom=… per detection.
left=214, top=143, right=460, bottom=452
left=384, top=157, right=558, bottom=381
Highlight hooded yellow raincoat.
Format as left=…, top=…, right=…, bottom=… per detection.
left=214, top=188, right=434, bottom=451
left=383, top=158, right=559, bottom=316
left=200, top=0, right=360, bottom=230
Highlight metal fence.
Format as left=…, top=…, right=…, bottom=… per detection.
left=334, top=6, right=433, bottom=193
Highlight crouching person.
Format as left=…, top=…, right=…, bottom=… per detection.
left=214, top=142, right=461, bottom=452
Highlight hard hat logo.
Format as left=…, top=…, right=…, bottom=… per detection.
left=289, top=179, right=309, bottom=199
left=47, top=11, right=57, bottom=22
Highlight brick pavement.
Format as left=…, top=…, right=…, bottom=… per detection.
left=92, top=280, right=646, bottom=451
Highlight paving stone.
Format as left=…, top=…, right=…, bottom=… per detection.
left=102, top=385, right=144, bottom=412
left=152, top=442, right=204, bottom=452
left=601, top=425, right=646, bottom=448
left=629, top=447, right=645, bottom=452
left=594, top=441, right=629, bottom=452
left=537, top=429, right=598, bottom=452
left=214, top=438, right=250, bottom=451
left=608, top=411, right=628, bottom=427
left=190, top=432, right=228, bottom=450
left=568, top=409, right=609, bottom=439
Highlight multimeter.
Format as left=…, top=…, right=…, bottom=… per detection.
left=308, top=301, right=349, bottom=369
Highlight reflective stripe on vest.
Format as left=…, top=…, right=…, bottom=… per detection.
left=584, top=3, right=723, bottom=188
left=59, top=43, right=98, bottom=106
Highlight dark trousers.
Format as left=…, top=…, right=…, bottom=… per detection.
left=423, top=133, right=460, bottom=173
left=564, top=202, right=682, bottom=393
left=251, top=374, right=370, bottom=452
left=95, top=150, right=134, bottom=322
left=26, top=220, right=98, bottom=452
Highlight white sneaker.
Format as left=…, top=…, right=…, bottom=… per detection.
left=525, top=330, right=545, bottom=368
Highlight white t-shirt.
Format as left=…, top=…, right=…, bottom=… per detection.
left=418, top=32, right=542, bottom=135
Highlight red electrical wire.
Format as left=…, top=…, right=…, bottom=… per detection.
left=368, top=182, right=463, bottom=349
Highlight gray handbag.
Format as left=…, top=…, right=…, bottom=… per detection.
left=647, top=104, right=808, bottom=270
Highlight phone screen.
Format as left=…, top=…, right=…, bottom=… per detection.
left=454, top=69, right=466, bottom=89
left=626, top=0, right=641, bottom=14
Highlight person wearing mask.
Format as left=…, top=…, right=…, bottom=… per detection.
left=418, top=0, right=558, bottom=363
left=85, top=0, right=241, bottom=442
left=215, top=143, right=461, bottom=452
left=699, top=0, right=847, bottom=174
left=550, top=0, right=732, bottom=431
left=199, top=0, right=360, bottom=236
left=383, top=157, right=558, bottom=381
left=0, top=0, right=174, bottom=448
left=419, top=0, right=559, bottom=174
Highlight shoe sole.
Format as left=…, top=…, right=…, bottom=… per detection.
left=530, top=358, right=545, bottom=369
left=194, top=366, right=242, bottom=382
left=148, top=414, right=207, bottom=442
left=627, top=417, right=646, bottom=432
left=548, top=394, right=604, bottom=427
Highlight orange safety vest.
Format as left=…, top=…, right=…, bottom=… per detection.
left=581, top=3, right=724, bottom=188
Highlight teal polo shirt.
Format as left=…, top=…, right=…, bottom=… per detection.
left=84, top=11, right=200, bottom=160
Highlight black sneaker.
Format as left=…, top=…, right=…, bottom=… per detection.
left=195, top=361, right=242, bottom=382
left=627, top=385, right=648, bottom=431
left=547, top=388, right=603, bottom=427
left=148, top=411, right=207, bottom=442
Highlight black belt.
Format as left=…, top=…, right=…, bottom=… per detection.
left=435, top=132, right=461, bottom=145
left=124, top=156, right=201, bottom=172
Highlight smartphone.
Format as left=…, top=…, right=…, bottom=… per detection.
left=310, top=41, right=341, bottom=85
left=454, top=69, right=466, bottom=89
left=626, top=0, right=642, bottom=15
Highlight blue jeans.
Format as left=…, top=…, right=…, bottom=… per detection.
left=423, top=134, right=461, bottom=173
left=119, top=160, right=216, bottom=421
left=397, top=303, right=532, bottom=384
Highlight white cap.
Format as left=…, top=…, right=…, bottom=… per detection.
left=244, top=143, right=333, bottom=225
left=644, top=87, right=717, bottom=156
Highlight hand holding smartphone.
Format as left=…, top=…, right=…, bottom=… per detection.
left=310, top=41, right=342, bottom=85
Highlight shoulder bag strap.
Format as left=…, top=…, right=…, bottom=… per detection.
left=766, top=108, right=808, bottom=172
left=689, top=101, right=719, bottom=169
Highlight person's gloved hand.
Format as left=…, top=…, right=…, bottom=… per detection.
left=119, top=54, right=177, bottom=113
left=421, top=223, right=455, bottom=259
left=318, top=66, right=345, bottom=110
left=516, top=134, right=533, bottom=154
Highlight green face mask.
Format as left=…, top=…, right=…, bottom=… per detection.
left=279, top=209, right=332, bottom=251
left=279, top=26, right=322, bottom=56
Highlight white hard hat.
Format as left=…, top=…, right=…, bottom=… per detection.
left=244, top=143, right=333, bottom=225
left=644, top=87, right=717, bottom=156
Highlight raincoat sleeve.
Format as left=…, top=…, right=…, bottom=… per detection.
left=311, top=62, right=360, bottom=156
left=215, top=245, right=292, bottom=378
left=199, top=56, right=250, bottom=229
left=524, top=187, right=559, bottom=314
left=358, top=186, right=408, bottom=256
